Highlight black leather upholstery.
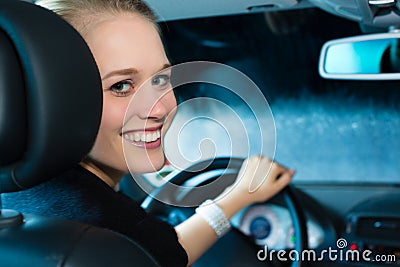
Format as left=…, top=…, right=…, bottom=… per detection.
left=0, top=1, right=159, bottom=266
left=0, top=28, right=26, bottom=167
left=0, top=214, right=160, bottom=267
left=0, top=0, right=102, bottom=192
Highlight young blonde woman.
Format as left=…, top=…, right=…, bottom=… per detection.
left=3, top=1, right=294, bottom=266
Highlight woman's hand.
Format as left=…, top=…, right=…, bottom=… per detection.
left=216, top=155, right=295, bottom=216
left=235, top=155, right=294, bottom=203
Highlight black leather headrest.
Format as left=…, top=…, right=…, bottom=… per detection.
left=0, top=0, right=102, bottom=193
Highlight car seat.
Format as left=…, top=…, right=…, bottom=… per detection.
left=0, top=1, right=159, bottom=266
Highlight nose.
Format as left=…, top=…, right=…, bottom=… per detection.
left=145, top=96, right=169, bottom=119
left=135, top=88, right=175, bottom=121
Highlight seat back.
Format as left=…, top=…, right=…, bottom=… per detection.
left=0, top=0, right=101, bottom=192
left=0, top=1, right=159, bottom=266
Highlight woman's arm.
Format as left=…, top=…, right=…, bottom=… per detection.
left=175, top=155, right=295, bottom=266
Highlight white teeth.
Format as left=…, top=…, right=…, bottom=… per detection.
left=134, top=133, right=141, bottom=142
left=125, top=129, right=161, bottom=143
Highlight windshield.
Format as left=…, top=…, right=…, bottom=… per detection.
left=159, top=8, right=400, bottom=184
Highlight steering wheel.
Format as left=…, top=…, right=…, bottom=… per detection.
left=142, top=157, right=307, bottom=267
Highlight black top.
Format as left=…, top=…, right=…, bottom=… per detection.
left=2, top=166, right=188, bottom=267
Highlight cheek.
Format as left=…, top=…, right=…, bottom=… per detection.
left=98, top=96, right=130, bottom=139
left=162, top=91, right=178, bottom=130
left=165, top=90, right=177, bottom=113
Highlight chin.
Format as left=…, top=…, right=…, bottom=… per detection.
left=146, top=153, right=166, bottom=172
left=125, top=151, right=166, bottom=174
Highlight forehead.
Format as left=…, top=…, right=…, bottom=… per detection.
left=83, top=14, right=168, bottom=76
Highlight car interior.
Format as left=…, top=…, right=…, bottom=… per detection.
left=1, top=0, right=400, bottom=266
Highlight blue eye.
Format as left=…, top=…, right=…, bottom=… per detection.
left=110, top=81, right=134, bottom=96
left=151, top=74, right=170, bottom=88
left=111, top=81, right=131, bottom=91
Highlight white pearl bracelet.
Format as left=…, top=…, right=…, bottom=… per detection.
left=195, top=199, right=231, bottom=237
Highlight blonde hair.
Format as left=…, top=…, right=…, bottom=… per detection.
left=36, top=0, right=158, bottom=36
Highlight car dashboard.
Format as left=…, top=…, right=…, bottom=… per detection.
left=231, top=185, right=400, bottom=266
left=231, top=203, right=325, bottom=250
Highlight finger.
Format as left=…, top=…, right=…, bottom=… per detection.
left=274, top=169, right=294, bottom=190
left=263, top=161, right=283, bottom=183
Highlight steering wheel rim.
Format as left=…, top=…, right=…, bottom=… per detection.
left=142, top=157, right=307, bottom=267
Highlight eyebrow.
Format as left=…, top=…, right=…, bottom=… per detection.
left=101, top=68, right=138, bottom=81
left=159, top=63, right=172, bottom=72
left=101, top=63, right=171, bottom=81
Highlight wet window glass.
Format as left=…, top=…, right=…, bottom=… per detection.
left=161, top=9, right=400, bottom=184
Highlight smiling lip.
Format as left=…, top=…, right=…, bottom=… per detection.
left=122, top=126, right=162, bottom=149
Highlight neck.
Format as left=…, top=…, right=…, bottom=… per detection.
left=79, top=159, right=125, bottom=188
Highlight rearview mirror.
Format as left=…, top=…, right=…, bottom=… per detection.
left=319, top=32, right=400, bottom=80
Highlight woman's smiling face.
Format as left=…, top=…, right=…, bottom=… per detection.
left=84, top=13, right=176, bottom=178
